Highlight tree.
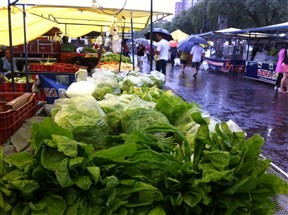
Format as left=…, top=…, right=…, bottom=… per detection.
left=153, top=0, right=288, bottom=34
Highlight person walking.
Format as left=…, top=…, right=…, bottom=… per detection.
left=155, top=33, right=170, bottom=76
left=190, top=43, right=204, bottom=79
left=136, top=44, right=145, bottom=70
left=180, top=51, right=189, bottom=74
left=275, top=45, right=287, bottom=91
left=279, top=46, right=288, bottom=93
left=170, top=47, right=178, bottom=67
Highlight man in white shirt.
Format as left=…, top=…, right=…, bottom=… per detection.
left=190, top=43, right=204, bottom=79
left=155, top=33, right=170, bottom=75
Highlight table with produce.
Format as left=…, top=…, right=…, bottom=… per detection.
left=97, top=52, right=139, bottom=72
left=0, top=59, right=287, bottom=215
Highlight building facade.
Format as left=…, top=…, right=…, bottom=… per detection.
left=174, top=0, right=200, bottom=16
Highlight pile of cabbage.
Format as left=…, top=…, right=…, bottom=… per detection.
left=65, top=70, right=165, bottom=100
left=1, top=74, right=287, bottom=215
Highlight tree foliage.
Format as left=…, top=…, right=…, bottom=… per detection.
left=140, top=0, right=288, bottom=35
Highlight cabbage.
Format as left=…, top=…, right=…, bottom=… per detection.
left=119, top=76, right=143, bottom=91
left=98, top=94, right=126, bottom=134
left=98, top=94, right=154, bottom=134
left=121, top=107, right=170, bottom=137
left=141, top=74, right=154, bottom=87
left=52, top=96, right=109, bottom=148
left=149, top=70, right=166, bottom=87
left=88, top=74, right=120, bottom=100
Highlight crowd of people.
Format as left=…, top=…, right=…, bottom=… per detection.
left=133, top=35, right=205, bottom=79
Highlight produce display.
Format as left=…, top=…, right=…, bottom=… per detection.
left=100, top=53, right=131, bottom=64
left=97, top=53, right=138, bottom=72
left=67, top=70, right=166, bottom=101
left=0, top=80, right=287, bottom=214
left=2, top=75, right=35, bottom=84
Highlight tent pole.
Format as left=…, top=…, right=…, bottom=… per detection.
left=119, top=16, right=126, bottom=72
left=130, top=12, right=135, bottom=71
left=65, top=24, right=67, bottom=36
left=22, top=4, right=29, bottom=92
left=246, top=32, right=251, bottom=61
left=8, top=0, right=16, bottom=92
left=149, top=0, right=153, bottom=72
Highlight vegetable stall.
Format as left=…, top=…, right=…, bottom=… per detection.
left=1, top=67, right=288, bottom=214
left=1, top=0, right=173, bottom=98
left=1, top=2, right=288, bottom=215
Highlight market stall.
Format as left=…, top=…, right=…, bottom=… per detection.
left=198, top=28, right=246, bottom=75
left=1, top=0, right=173, bottom=100
left=223, top=23, right=288, bottom=84
left=0, top=71, right=287, bottom=214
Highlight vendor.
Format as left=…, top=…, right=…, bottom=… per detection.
left=0, top=49, right=18, bottom=79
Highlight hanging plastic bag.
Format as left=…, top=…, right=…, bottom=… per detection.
left=112, top=34, right=121, bottom=53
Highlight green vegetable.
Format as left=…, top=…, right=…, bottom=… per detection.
left=0, top=86, right=287, bottom=215
left=121, top=107, right=170, bottom=137
left=52, top=96, right=109, bottom=148
left=101, top=53, right=131, bottom=63
left=90, top=75, right=120, bottom=101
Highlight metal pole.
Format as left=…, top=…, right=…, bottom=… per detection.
left=246, top=31, right=251, bottom=61
left=149, top=0, right=153, bottom=72
left=130, top=12, right=135, bottom=71
left=23, top=4, right=29, bottom=92
left=119, top=16, right=126, bottom=72
left=8, top=0, right=15, bottom=92
left=203, top=0, right=207, bottom=33
left=65, top=24, right=67, bottom=36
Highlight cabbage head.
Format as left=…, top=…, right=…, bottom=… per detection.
left=99, top=94, right=155, bottom=134
left=89, top=75, right=120, bottom=101
left=121, top=107, right=170, bottom=137
left=52, top=96, right=109, bottom=148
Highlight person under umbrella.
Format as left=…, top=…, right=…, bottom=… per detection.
left=190, top=43, right=204, bottom=79
left=177, top=40, right=194, bottom=74
left=155, top=33, right=170, bottom=76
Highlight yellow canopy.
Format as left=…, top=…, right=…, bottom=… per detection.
left=0, top=0, right=173, bottom=45
left=0, top=7, right=55, bottom=46
left=171, top=29, right=189, bottom=42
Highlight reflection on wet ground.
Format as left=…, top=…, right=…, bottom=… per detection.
left=145, top=62, right=288, bottom=172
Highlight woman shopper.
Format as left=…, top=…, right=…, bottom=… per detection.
left=275, top=45, right=287, bottom=91
left=279, top=45, right=288, bottom=93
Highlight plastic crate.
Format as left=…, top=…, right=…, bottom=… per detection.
left=3, top=83, right=33, bottom=92
left=0, top=92, right=38, bottom=145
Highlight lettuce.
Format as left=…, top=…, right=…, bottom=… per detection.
left=89, top=75, right=120, bottom=101
left=121, top=108, right=170, bottom=137
left=52, top=96, right=109, bottom=147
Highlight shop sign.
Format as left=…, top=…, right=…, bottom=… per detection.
left=257, top=69, right=277, bottom=80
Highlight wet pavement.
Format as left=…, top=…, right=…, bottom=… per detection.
left=142, top=60, right=288, bottom=173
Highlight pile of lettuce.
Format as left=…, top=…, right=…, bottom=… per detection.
left=0, top=90, right=288, bottom=215
left=119, top=71, right=165, bottom=92
left=51, top=96, right=109, bottom=148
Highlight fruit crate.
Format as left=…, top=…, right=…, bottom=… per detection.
left=0, top=92, right=38, bottom=144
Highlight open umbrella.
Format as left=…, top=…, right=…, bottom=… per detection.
left=177, top=41, right=194, bottom=53
left=169, top=40, right=178, bottom=48
left=135, top=38, right=149, bottom=46
left=171, top=29, right=189, bottom=42
left=144, top=28, right=173, bottom=41
left=186, top=35, right=208, bottom=45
